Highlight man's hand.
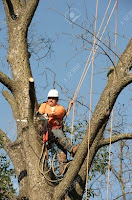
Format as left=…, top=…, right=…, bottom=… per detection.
left=66, top=100, right=74, bottom=117
left=36, top=111, right=41, bottom=116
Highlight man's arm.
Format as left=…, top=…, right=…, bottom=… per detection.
left=37, top=103, right=46, bottom=115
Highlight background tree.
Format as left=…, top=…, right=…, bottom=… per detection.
left=0, top=0, right=132, bottom=200
left=0, top=141, right=16, bottom=199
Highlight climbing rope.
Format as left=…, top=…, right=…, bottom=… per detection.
left=85, top=0, right=98, bottom=199
left=38, top=143, right=52, bottom=176
left=38, top=143, right=70, bottom=182
left=71, top=102, right=75, bottom=144
left=106, top=1, right=118, bottom=199
left=52, top=154, right=71, bottom=178
left=72, top=0, right=115, bottom=103
left=68, top=0, right=117, bottom=144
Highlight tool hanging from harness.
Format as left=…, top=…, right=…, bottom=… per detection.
left=39, top=114, right=50, bottom=144
left=43, top=130, right=48, bottom=143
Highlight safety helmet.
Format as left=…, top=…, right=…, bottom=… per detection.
left=47, top=89, right=59, bottom=98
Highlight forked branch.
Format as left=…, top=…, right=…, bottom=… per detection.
left=22, top=0, right=40, bottom=29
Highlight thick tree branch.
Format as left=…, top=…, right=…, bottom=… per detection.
left=116, top=38, right=132, bottom=74
left=67, top=124, right=107, bottom=200
left=0, top=70, right=14, bottom=92
left=98, top=133, right=132, bottom=147
left=2, top=90, right=19, bottom=120
left=54, top=123, right=106, bottom=200
left=53, top=39, right=132, bottom=200
left=22, top=0, right=40, bottom=30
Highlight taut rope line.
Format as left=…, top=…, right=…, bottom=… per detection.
left=107, top=1, right=118, bottom=199
left=85, top=0, right=98, bottom=199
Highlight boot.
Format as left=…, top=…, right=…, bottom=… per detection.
left=70, top=144, right=79, bottom=157
left=57, top=151, right=67, bottom=174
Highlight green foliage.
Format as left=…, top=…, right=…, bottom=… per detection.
left=83, top=188, right=97, bottom=200
left=0, top=149, right=16, bottom=199
left=91, top=147, right=109, bottom=175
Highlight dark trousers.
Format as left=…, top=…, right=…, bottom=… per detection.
left=51, top=128, right=72, bottom=154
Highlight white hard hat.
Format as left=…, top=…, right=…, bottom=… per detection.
left=47, top=89, right=59, bottom=98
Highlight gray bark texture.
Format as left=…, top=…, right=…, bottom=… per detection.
left=0, top=1, right=132, bottom=199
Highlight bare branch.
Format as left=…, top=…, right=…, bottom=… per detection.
left=99, top=133, right=132, bottom=147
left=111, top=165, right=119, bottom=180
left=0, top=70, right=14, bottom=92
left=113, top=192, right=132, bottom=200
left=0, top=129, right=12, bottom=150
left=2, top=90, right=19, bottom=120
left=81, top=36, right=115, bottom=67
left=45, top=68, right=56, bottom=89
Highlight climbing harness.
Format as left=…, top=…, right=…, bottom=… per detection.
left=38, top=115, right=70, bottom=182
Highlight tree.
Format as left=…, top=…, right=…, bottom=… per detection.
left=0, top=142, right=16, bottom=199
left=0, top=1, right=132, bottom=199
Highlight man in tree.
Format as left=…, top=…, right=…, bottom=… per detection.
left=37, top=89, right=78, bottom=170
left=1, top=0, right=132, bottom=199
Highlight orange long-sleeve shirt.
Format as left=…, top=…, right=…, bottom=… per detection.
left=38, top=102, right=66, bottom=127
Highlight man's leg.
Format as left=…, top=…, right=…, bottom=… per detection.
left=51, top=128, right=72, bottom=153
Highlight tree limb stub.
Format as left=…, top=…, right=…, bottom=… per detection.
left=29, top=77, right=35, bottom=121
left=28, top=77, right=38, bottom=122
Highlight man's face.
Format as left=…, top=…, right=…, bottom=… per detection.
left=48, top=97, right=58, bottom=107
